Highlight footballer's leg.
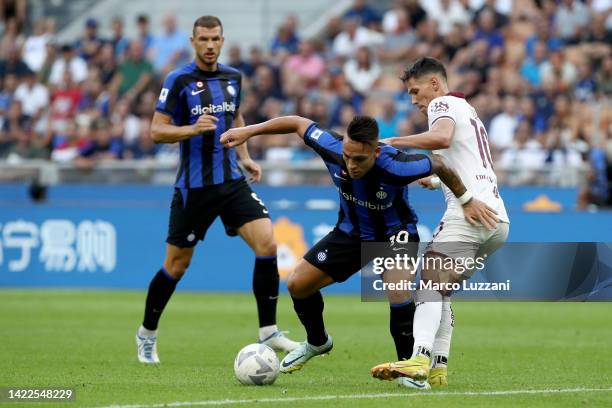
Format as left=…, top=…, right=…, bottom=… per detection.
left=137, top=244, right=194, bottom=363
left=430, top=298, right=453, bottom=387
left=279, top=259, right=335, bottom=373
left=236, top=217, right=299, bottom=352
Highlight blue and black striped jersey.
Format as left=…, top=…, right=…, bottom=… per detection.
left=156, top=61, right=243, bottom=188
left=303, top=122, right=433, bottom=241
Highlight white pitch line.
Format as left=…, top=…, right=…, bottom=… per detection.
left=93, top=387, right=612, bottom=408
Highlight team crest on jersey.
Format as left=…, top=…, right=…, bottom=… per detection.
left=376, top=190, right=387, bottom=200
left=317, top=251, right=327, bottom=262
left=226, top=84, right=236, bottom=96
left=431, top=101, right=449, bottom=113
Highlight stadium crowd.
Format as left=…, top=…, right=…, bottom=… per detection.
left=0, top=0, right=610, bottom=203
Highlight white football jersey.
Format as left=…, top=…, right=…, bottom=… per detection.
left=427, top=94, right=509, bottom=223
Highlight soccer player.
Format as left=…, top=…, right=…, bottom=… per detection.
left=221, top=114, right=498, bottom=387
left=370, top=57, right=510, bottom=386
left=135, top=16, right=298, bottom=364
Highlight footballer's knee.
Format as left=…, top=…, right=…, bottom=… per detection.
left=164, top=255, right=191, bottom=279
left=254, top=237, right=277, bottom=257
left=287, top=270, right=312, bottom=299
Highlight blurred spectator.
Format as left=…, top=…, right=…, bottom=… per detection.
left=22, top=18, right=50, bottom=72
left=0, top=100, right=29, bottom=157
left=473, top=0, right=509, bottom=29
left=0, top=42, right=30, bottom=77
left=382, top=0, right=408, bottom=33
left=376, top=98, right=403, bottom=139
left=499, top=120, right=547, bottom=181
left=578, top=147, right=611, bottom=209
left=555, top=0, right=590, bottom=44
left=343, top=0, right=381, bottom=29
left=378, top=9, right=417, bottom=62
left=597, top=56, right=612, bottom=96
left=124, top=118, right=157, bottom=160
left=0, top=74, right=18, bottom=115
left=111, top=99, right=140, bottom=146
left=283, top=40, right=326, bottom=89
left=49, top=70, right=82, bottom=132
left=329, top=83, right=362, bottom=127
left=585, top=13, right=612, bottom=44
left=110, top=16, right=130, bottom=59
left=95, top=42, right=118, bottom=85
left=228, top=44, right=253, bottom=76
left=539, top=50, right=577, bottom=93
left=14, top=70, right=48, bottom=122
left=135, top=14, right=154, bottom=56
left=0, top=17, right=23, bottom=59
left=74, top=18, right=104, bottom=62
left=49, top=44, right=87, bottom=85
left=524, top=19, right=562, bottom=60
left=111, top=40, right=153, bottom=99
left=520, top=41, right=547, bottom=88
left=332, top=17, right=384, bottom=58
left=489, top=95, right=520, bottom=151
left=473, top=8, right=504, bottom=61
left=574, top=62, right=597, bottom=102
left=149, top=13, right=191, bottom=74
left=343, top=46, right=381, bottom=95
left=76, top=118, right=122, bottom=168
left=270, top=14, right=300, bottom=55
left=426, top=0, right=471, bottom=36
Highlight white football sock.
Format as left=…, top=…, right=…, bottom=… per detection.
left=432, top=296, right=454, bottom=367
left=412, top=290, right=443, bottom=357
left=138, top=325, right=157, bottom=337
left=259, top=324, right=278, bottom=340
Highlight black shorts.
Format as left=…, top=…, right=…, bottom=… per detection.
left=303, top=227, right=419, bottom=283
left=166, top=178, right=270, bottom=248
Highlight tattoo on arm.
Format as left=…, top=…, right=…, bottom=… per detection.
left=429, top=154, right=467, bottom=198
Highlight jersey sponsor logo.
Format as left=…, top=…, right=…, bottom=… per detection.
left=226, top=84, right=236, bottom=96
left=309, top=128, right=323, bottom=141
left=431, top=100, right=449, bottom=113
left=158, top=88, right=169, bottom=103
left=337, top=187, right=393, bottom=211
left=191, top=101, right=236, bottom=115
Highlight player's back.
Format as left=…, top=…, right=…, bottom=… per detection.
left=427, top=94, right=509, bottom=223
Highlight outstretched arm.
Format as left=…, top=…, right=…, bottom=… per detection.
left=220, top=116, right=313, bottom=147
left=429, top=154, right=499, bottom=229
left=387, top=118, right=455, bottom=150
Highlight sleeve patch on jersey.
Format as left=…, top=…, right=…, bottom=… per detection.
left=309, top=128, right=323, bottom=141
left=430, top=100, right=449, bottom=113
left=159, top=88, right=169, bottom=103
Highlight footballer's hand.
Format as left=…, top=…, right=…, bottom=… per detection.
left=242, top=158, right=262, bottom=183
left=221, top=127, right=252, bottom=147
left=190, top=114, right=218, bottom=135
left=418, top=176, right=434, bottom=189
left=462, top=198, right=499, bottom=230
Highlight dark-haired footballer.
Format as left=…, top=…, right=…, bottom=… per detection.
left=220, top=115, right=496, bottom=386
left=135, top=15, right=299, bottom=364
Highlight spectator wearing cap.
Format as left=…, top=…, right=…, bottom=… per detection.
left=74, top=17, right=104, bottom=61
left=48, top=44, right=87, bottom=85
left=149, top=13, right=191, bottom=74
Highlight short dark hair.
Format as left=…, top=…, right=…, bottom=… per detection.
left=401, top=57, right=447, bottom=82
left=193, top=15, right=223, bottom=35
left=347, top=115, right=379, bottom=145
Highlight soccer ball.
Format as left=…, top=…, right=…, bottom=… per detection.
left=233, top=343, right=279, bottom=385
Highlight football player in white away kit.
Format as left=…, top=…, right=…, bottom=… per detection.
left=371, top=57, right=509, bottom=387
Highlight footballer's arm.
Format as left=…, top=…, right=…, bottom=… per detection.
left=150, top=111, right=218, bottom=143
left=220, top=116, right=313, bottom=147
left=232, top=109, right=263, bottom=182
left=429, top=153, right=499, bottom=230
left=386, top=117, right=455, bottom=150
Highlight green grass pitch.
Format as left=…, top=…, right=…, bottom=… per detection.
left=1, top=290, right=611, bottom=407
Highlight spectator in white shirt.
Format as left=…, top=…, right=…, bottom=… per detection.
left=332, top=17, right=384, bottom=59
left=489, top=95, right=520, bottom=152
left=14, top=71, right=49, bottom=119
left=49, top=44, right=88, bottom=86
left=343, top=46, right=381, bottom=95
left=22, top=19, right=50, bottom=72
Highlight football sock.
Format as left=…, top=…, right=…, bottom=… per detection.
left=412, top=290, right=443, bottom=357
left=253, top=256, right=279, bottom=328
left=142, top=268, right=179, bottom=331
left=292, top=291, right=327, bottom=346
left=432, top=296, right=454, bottom=367
left=389, top=301, right=416, bottom=360
left=137, top=325, right=157, bottom=337
left=259, top=324, right=279, bottom=341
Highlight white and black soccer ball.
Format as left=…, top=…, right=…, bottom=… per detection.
left=234, top=343, right=279, bottom=385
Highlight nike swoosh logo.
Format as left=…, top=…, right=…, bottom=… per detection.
left=333, top=172, right=347, bottom=181
left=402, top=378, right=427, bottom=388
left=191, top=89, right=205, bottom=95
left=281, top=355, right=304, bottom=367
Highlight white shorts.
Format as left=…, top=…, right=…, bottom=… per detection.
left=426, top=216, right=509, bottom=276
